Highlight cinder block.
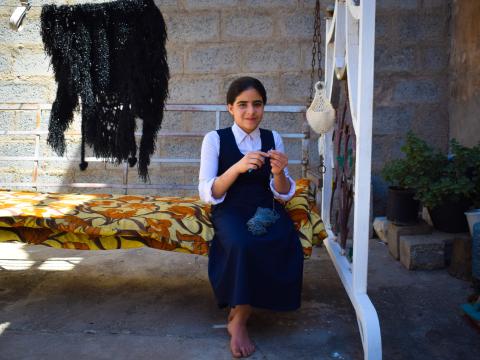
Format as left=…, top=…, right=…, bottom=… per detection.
left=186, top=44, right=241, bottom=74
left=376, top=0, right=418, bottom=10
left=395, top=10, right=448, bottom=43
left=448, top=234, right=473, bottom=280
left=0, top=12, right=42, bottom=45
left=221, top=12, right=274, bottom=40
left=281, top=72, right=311, bottom=104
left=300, top=41, right=325, bottom=71
left=245, top=0, right=296, bottom=8
left=12, top=49, right=52, bottom=76
left=0, top=54, right=10, bottom=73
left=281, top=138, right=302, bottom=161
left=152, top=0, right=178, bottom=9
left=243, top=43, right=301, bottom=72
left=165, top=12, right=219, bottom=43
left=128, top=163, right=197, bottom=186
left=422, top=47, right=448, bottom=72
left=371, top=134, right=404, bottom=173
left=279, top=10, right=314, bottom=40
left=39, top=110, right=51, bottom=131
left=392, top=79, right=442, bottom=104
left=72, top=162, right=125, bottom=184
left=411, top=104, right=449, bottom=149
left=20, top=1, right=53, bottom=6
left=260, top=112, right=304, bottom=133
left=422, top=0, right=448, bottom=9
left=399, top=232, right=455, bottom=270
left=372, top=74, right=393, bottom=106
left=0, top=82, right=49, bottom=103
left=375, top=46, right=415, bottom=73
left=156, top=135, right=203, bottom=158
left=0, top=139, right=36, bottom=157
left=182, top=111, right=216, bottom=133
left=219, top=111, right=231, bottom=128
left=15, top=110, right=38, bottom=131
left=155, top=111, right=184, bottom=132
left=166, top=47, right=184, bottom=75
left=374, top=14, right=393, bottom=42
left=373, top=216, right=390, bottom=243
left=373, top=106, right=413, bottom=136
left=0, top=111, right=15, bottom=131
left=169, top=76, right=223, bottom=103
left=184, top=0, right=237, bottom=10
left=40, top=136, right=83, bottom=158
left=416, top=12, right=449, bottom=42
left=387, top=220, right=432, bottom=260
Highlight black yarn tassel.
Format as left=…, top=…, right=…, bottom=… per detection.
left=40, top=0, right=169, bottom=181
left=79, top=116, right=88, bottom=171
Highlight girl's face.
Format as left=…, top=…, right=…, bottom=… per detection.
left=227, top=88, right=265, bottom=134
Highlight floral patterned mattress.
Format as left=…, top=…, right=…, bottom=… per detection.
left=0, top=179, right=327, bottom=258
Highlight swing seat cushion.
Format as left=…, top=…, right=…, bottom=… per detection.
left=0, top=179, right=327, bottom=258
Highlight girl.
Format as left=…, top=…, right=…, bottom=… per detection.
left=198, top=77, right=303, bottom=358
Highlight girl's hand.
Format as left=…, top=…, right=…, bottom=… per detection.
left=235, top=151, right=269, bottom=174
left=268, top=150, right=288, bottom=176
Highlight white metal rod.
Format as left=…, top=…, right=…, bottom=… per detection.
left=0, top=130, right=306, bottom=139
left=0, top=157, right=303, bottom=165
left=0, top=103, right=306, bottom=113
left=0, top=183, right=198, bottom=190
left=352, top=0, right=376, bottom=296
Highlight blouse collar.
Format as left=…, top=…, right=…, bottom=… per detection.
left=232, top=123, right=261, bottom=144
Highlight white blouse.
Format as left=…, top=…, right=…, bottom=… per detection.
left=198, top=123, right=296, bottom=204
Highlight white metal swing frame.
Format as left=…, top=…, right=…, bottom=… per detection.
left=320, top=1, right=382, bottom=359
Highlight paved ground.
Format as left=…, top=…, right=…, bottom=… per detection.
left=0, top=239, right=478, bottom=360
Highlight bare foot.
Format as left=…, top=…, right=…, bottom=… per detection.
left=228, top=307, right=236, bottom=322
left=227, top=317, right=255, bottom=358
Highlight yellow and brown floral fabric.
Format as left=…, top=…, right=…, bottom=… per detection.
left=0, top=179, right=326, bottom=258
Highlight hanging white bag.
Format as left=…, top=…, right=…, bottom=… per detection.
left=306, top=81, right=336, bottom=134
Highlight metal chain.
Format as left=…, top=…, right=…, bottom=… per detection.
left=309, top=0, right=322, bottom=103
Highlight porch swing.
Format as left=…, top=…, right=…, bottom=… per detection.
left=2, top=1, right=381, bottom=359
left=0, top=0, right=326, bottom=257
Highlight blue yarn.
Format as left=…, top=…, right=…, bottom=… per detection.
left=247, top=207, right=280, bottom=236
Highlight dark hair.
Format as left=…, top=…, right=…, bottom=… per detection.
left=226, top=76, right=267, bottom=105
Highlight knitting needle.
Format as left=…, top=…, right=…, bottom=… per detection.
left=248, top=148, right=273, bottom=173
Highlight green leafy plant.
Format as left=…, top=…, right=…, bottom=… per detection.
left=381, top=131, right=443, bottom=190
left=416, top=139, right=480, bottom=209
left=382, top=132, right=480, bottom=209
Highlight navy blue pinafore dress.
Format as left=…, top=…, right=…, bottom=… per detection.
left=208, top=127, right=304, bottom=311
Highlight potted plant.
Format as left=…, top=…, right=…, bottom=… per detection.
left=414, top=138, right=480, bottom=233
left=463, top=143, right=480, bottom=236
left=381, top=132, right=437, bottom=225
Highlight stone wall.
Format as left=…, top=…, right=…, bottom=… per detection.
left=371, top=0, right=451, bottom=214
left=0, top=0, right=316, bottom=195
left=0, top=0, right=452, bottom=214
left=449, top=0, right=480, bottom=148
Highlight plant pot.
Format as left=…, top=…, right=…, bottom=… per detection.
left=465, top=209, right=480, bottom=237
left=428, top=198, right=471, bottom=233
left=386, top=186, right=419, bottom=225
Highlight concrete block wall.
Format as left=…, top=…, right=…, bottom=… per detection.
left=371, top=0, right=451, bottom=214
left=0, top=0, right=316, bottom=195
left=0, top=0, right=451, bottom=212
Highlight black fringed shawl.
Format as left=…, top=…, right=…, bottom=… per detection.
left=40, top=0, right=169, bottom=181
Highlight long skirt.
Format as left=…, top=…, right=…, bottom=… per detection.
left=208, top=200, right=304, bottom=311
